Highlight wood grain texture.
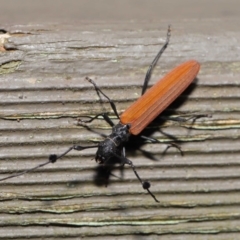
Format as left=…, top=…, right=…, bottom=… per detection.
left=0, top=5, right=240, bottom=239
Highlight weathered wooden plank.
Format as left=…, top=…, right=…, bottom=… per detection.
left=0, top=13, right=240, bottom=240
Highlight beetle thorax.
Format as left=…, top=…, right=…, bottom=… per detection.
left=95, top=123, right=131, bottom=164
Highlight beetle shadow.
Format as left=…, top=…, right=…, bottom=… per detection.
left=93, top=162, right=125, bottom=187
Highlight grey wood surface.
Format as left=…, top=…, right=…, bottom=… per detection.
left=0, top=2, right=240, bottom=239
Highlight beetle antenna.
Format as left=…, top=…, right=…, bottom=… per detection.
left=115, top=154, right=159, bottom=202
left=0, top=144, right=98, bottom=182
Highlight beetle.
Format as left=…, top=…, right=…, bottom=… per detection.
left=0, top=26, right=200, bottom=202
